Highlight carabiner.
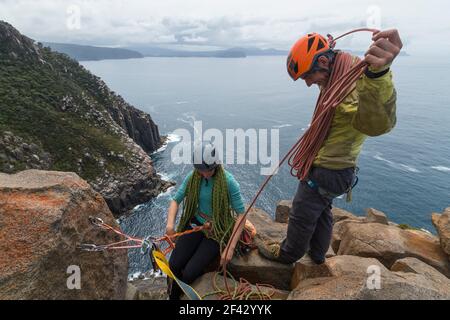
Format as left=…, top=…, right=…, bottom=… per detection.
left=88, top=216, right=105, bottom=228
left=149, top=243, right=161, bottom=273
left=141, top=236, right=153, bottom=255
left=77, top=243, right=103, bottom=252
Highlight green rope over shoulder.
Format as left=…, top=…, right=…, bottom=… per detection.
left=176, top=165, right=237, bottom=251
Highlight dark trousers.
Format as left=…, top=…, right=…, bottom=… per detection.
left=278, top=166, right=355, bottom=264
left=168, top=220, right=220, bottom=300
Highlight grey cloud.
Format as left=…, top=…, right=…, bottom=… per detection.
left=1, top=0, right=448, bottom=54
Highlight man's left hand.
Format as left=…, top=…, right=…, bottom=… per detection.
left=365, top=29, right=403, bottom=69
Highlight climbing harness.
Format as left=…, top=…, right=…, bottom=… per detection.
left=306, top=166, right=359, bottom=202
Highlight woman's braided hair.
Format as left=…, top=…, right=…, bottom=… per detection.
left=176, top=165, right=236, bottom=251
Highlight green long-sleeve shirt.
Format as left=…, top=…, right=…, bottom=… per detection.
left=313, top=62, right=397, bottom=169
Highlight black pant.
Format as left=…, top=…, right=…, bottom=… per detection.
left=168, top=219, right=220, bottom=300
left=279, top=166, right=355, bottom=264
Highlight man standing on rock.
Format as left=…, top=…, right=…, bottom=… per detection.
left=258, top=29, right=403, bottom=264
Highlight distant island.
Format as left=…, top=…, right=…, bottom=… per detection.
left=42, top=42, right=143, bottom=61
left=126, top=46, right=247, bottom=58
left=228, top=47, right=288, bottom=56
left=41, top=42, right=409, bottom=62
left=126, top=46, right=289, bottom=58
left=125, top=46, right=409, bottom=58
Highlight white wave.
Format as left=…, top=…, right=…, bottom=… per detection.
left=156, top=146, right=167, bottom=153
left=133, top=203, right=145, bottom=211
left=399, top=164, right=420, bottom=173
left=156, top=186, right=175, bottom=199
left=420, top=228, right=432, bottom=235
left=140, top=269, right=166, bottom=280
left=152, top=270, right=166, bottom=278
left=154, top=144, right=167, bottom=153
left=373, top=153, right=420, bottom=173
left=152, top=133, right=182, bottom=154
left=431, top=166, right=450, bottom=172
left=273, top=124, right=292, bottom=129
left=176, top=113, right=198, bottom=131
left=128, top=272, right=142, bottom=282
left=166, top=133, right=182, bottom=143
left=176, top=118, right=188, bottom=126
left=129, top=270, right=166, bottom=281
left=158, top=172, right=171, bottom=181
left=175, top=101, right=189, bottom=105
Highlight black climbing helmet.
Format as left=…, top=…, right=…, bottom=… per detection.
left=192, top=142, right=219, bottom=171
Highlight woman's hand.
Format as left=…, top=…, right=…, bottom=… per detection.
left=166, top=200, right=179, bottom=237
left=220, top=244, right=235, bottom=266
left=165, top=224, right=176, bottom=237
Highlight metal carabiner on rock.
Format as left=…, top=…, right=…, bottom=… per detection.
left=141, top=236, right=153, bottom=255
left=149, top=243, right=161, bottom=273
left=88, top=216, right=105, bottom=228
left=77, top=243, right=103, bottom=252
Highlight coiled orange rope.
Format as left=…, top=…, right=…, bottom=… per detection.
left=288, top=51, right=366, bottom=179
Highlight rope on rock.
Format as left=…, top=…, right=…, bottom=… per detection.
left=200, top=270, right=275, bottom=300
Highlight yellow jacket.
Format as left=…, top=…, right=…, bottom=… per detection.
left=313, top=63, right=397, bottom=169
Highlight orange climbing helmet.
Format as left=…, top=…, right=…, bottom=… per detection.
left=286, top=33, right=332, bottom=81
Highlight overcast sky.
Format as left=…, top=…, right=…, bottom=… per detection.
left=1, top=0, right=449, bottom=55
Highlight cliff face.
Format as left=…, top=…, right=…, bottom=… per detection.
left=0, top=21, right=173, bottom=216
left=104, top=94, right=163, bottom=155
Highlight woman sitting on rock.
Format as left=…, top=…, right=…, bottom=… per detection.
left=166, top=142, right=246, bottom=300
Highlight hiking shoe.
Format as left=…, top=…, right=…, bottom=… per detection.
left=306, top=250, right=326, bottom=265
left=257, top=239, right=282, bottom=262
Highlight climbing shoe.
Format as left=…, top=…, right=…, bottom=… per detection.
left=257, top=239, right=282, bottom=262
left=307, top=250, right=326, bottom=265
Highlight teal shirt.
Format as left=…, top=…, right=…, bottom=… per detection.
left=171, top=169, right=245, bottom=224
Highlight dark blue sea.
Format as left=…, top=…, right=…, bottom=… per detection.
left=81, top=56, right=450, bottom=276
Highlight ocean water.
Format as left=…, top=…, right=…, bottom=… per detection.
left=81, top=56, right=450, bottom=275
